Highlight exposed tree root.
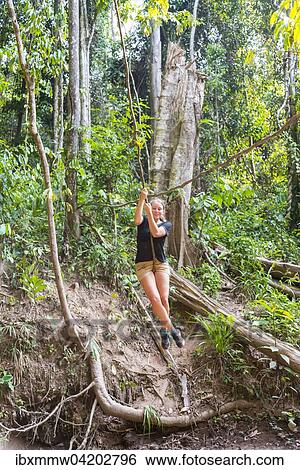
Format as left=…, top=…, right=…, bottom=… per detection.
left=76, top=399, right=98, bottom=450
left=0, top=382, right=95, bottom=437
left=89, top=348, right=257, bottom=428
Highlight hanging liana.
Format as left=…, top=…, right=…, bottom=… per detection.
left=112, top=0, right=146, bottom=188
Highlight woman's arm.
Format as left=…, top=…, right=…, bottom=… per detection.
left=144, top=203, right=167, bottom=237
left=134, top=188, right=148, bottom=225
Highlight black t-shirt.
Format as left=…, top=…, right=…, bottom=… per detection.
left=135, top=216, right=172, bottom=263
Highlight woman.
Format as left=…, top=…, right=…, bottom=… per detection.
left=134, top=188, right=184, bottom=349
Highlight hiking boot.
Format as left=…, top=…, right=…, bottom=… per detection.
left=160, top=328, right=170, bottom=350
left=171, top=328, right=185, bottom=348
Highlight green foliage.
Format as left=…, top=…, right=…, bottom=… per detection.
left=70, top=214, right=136, bottom=289
left=246, top=289, right=300, bottom=345
left=191, top=171, right=300, bottom=300
left=82, top=99, right=149, bottom=230
left=178, top=261, right=222, bottom=297
left=197, top=263, right=222, bottom=297
left=212, top=178, right=255, bottom=209
left=143, top=405, right=161, bottom=435
left=137, top=0, right=192, bottom=36
left=0, top=223, right=11, bottom=237
left=0, top=0, right=68, bottom=144
left=194, top=313, right=235, bottom=356
left=271, top=0, right=300, bottom=50
left=87, top=101, right=148, bottom=197
left=119, top=378, right=137, bottom=392
left=138, top=0, right=170, bottom=35
left=0, top=322, right=37, bottom=354
left=190, top=192, right=218, bottom=237
left=227, top=236, right=268, bottom=298
left=19, top=0, right=67, bottom=81
left=0, top=370, right=14, bottom=395
left=19, top=263, right=47, bottom=303
left=194, top=313, right=255, bottom=390
left=0, top=141, right=52, bottom=275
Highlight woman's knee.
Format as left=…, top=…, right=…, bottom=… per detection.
left=161, top=295, right=169, bottom=308
left=149, top=294, right=162, bottom=306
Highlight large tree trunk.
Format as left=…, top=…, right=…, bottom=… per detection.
left=150, top=43, right=205, bottom=266
left=65, top=0, right=81, bottom=243
left=53, top=0, right=65, bottom=155
left=285, top=50, right=300, bottom=229
left=53, top=73, right=64, bottom=154
left=190, top=0, right=200, bottom=61
left=287, top=126, right=300, bottom=229
left=150, top=20, right=161, bottom=131
left=79, top=0, right=92, bottom=158
left=14, top=78, right=26, bottom=145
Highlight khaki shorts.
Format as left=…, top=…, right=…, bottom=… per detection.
left=135, top=260, right=170, bottom=281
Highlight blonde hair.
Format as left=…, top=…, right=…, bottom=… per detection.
left=150, top=198, right=166, bottom=221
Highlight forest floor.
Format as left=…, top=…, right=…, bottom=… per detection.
left=0, top=278, right=300, bottom=450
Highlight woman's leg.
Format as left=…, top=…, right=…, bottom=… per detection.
left=155, top=271, right=185, bottom=348
left=154, top=271, right=170, bottom=316
left=140, top=272, right=172, bottom=330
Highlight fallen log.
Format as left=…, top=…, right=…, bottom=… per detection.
left=268, top=279, right=300, bottom=299
left=170, top=269, right=300, bottom=375
left=258, top=257, right=300, bottom=284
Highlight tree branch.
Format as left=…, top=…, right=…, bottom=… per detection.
left=77, top=398, right=98, bottom=450
left=154, top=111, right=300, bottom=198
left=83, top=112, right=300, bottom=209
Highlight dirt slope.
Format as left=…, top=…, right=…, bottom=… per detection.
left=0, top=280, right=300, bottom=449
